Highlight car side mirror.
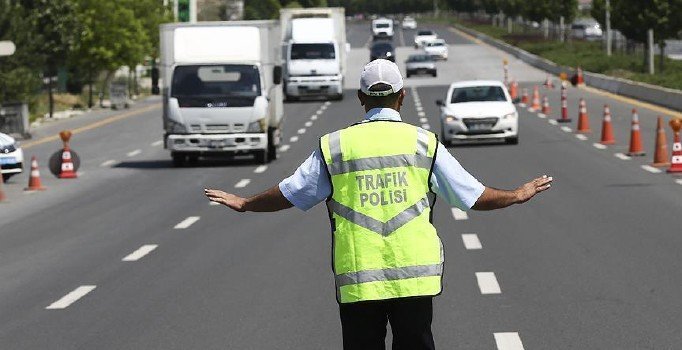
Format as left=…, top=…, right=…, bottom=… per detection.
left=435, top=99, right=443, bottom=106
left=512, top=97, right=521, bottom=104
left=273, top=66, right=282, bottom=85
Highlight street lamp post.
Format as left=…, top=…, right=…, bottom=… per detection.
left=605, top=0, right=612, bottom=56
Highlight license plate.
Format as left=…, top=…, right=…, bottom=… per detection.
left=208, top=140, right=225, bottom=148
left=469, top=124, right=492, bottom=131
left=0, top=157, right=16, bottom=165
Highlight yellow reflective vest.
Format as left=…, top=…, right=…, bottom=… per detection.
left=320, top=120, right=443, bottom=303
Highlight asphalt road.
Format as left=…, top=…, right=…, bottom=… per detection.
left=1, top=21, right=682, bottom=349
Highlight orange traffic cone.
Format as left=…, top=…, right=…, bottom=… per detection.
left=652, top=117, right=670, bottom=167
left=600, top=104, right=615, bottom=145
left=530, top=86, right=541, bottom=111
left=573, top=67, right=585, bottom=86
left=25, top=156, right=46, bottom=191
left=544, top=75, right=554, bottom=89
left=576, top=98, right=591, bottom=133
left=59, top=146, right=78, bottom=179
left=668, top=118, right=682, bottom=173
left=627, top=109, right=645, bottom=156
left=509, top=80, right=518, bottom=100
left=520, top=88, right=529, bottom=106
left=541, top=96, right=551, bottom=115
left=558, top=84, right=571, bottom=123
left=0, top=169, right=6, bottom=202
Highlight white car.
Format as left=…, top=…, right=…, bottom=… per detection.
left=0, top=132, right=24, bottom=181
left=402, top=17, right=417, bottom=29
left=372, top=18, right=394, bottom=40
left=436, top=81, right=518, bottom=145
left=414, top=29, right=437, bottom=48
left=423, top=39, right=448, bottom=60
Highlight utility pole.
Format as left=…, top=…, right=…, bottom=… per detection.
left=605, top=0, right=612, bottom=56
left=648, top=29, right=655, bottom=74
left=433, top=0, right=439, bottom=18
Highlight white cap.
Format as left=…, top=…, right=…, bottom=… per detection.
left=360, top=59, right=404, bottom=97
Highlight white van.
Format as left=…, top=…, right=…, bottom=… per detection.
left=372, top=18, right=394, bottom=40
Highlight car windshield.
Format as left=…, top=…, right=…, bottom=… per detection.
left=450, top=86, right=507, bottom=103
left=428, top=42, right=445, bottom=47
left=171, top=64, right=261, bottom=98
left=290, top=43, right=336, bottom=60
left=375, top=23, right=390, bottom=28
left=418, top=30, right=434, bottom=36
left=407, top=55, right=431, bottom=62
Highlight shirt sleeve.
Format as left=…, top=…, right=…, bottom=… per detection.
left=278, top=149, right=332, bottom=211
left=430, top=143, right=485, bottom=210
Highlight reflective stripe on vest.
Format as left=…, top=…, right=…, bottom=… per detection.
left=321, top=121, right=443, bottom=304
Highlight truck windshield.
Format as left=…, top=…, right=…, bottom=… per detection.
left=171, top=64, right=261, bottom=98
left=375, top=23, right=390, bottom=28
left=290, top=43, right=336, bottom=60
left=451, top=86, right=507, bottom=103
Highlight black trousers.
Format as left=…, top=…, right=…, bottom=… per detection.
left=338, top=296, right=435, bottom=350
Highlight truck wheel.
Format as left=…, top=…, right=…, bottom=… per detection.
left=2, top=173, right=14, bottom=182
left=256, top=150, right=269, bottom=164
left=432, top=72, right=437, bottom=77
left=171, top=153, right=186, bottom=167
left=267, top=128, right=278, bottom=161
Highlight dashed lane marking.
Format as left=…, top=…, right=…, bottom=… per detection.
left=575, top=134, right=588, bottom=140
left=420, top=117, right=428, bottom=123
left=305, top=121, right=313, bottom=127
left=421, top=124, right=431, bottom=130
left=316, top=109, right=324, bottom=115
left=280, top=144, right=291, bottom=152
left=127, top=149, right=141, bottom=157
left=254, top=165, right=268, bottom=174
left=122, top=244, right=158, bottom=262
left=494, top=332, right=525, bottom=350
left=174, top=216, right=200, bottom=229
left=417, top=111, right=426, bottom=117
left=593, top=143, right=607, bottom=149
left=209, top=201, right=220, bottom=206
left=324, top=101, right=331, bottom=106
left=100, top=159, right=117, bottom=167
left=614, top=153, right=631, bottom=160
left=311, top=115, right=318, bottom=121
left=676, top=179, right=682, bottom=185
left=151, top=140, right=163, bottom=147
left=537, top=113, right=546, bottom=118
left=235, top=179, right=251, bottom=188
left=475, top=272, right=501, bottom=295
left=297, top=128, right=306, bottom=134
left=46, top=285, right=96, bottom=310
left=461, top=234, right=482, bottom=250
left=641, top=165, right=662, bottom=173
left=290, top=136, right=299, bottom=143
left=548, top=119, right=558, bottom=125
left=451, top=208, right=468, bottom=220
left=416, top=106, right=423, bottom=112
left=561, top=126, right=572, bottom=133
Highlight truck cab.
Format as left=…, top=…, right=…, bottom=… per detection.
left=372, top=18, right=394, bottom=40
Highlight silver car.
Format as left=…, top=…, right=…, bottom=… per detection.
left=405, top=54, right=437, bottom=78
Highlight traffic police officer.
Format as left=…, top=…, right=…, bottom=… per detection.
left=205, top=59, right=552, bottom=349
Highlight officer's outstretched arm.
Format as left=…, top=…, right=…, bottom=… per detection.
left=204, top=186, right=294, bottom=212
left=471, top=175, right=552, bottom=211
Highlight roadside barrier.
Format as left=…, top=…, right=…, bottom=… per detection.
left=600, top=105, right=616, bottom=145
left=558, top=84, right=571, bottom=123
left=25, top=156, right=46, bottom=191
left=520, top=88, right=529, bottom=106
left=530, top=86, right=541, bottom=111
left=541, top=96, right=551, bottom=115
left=627, top=109, right=646, bottom=156
left=543, top=75, right=554, bottom=89
left=652, top=117, right=670, bottom=167
left=668, top=118, right=682, bottom=173
left=576, top=99, right=591, bottom=133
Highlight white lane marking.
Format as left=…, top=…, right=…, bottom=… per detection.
left=420, top=117, right=428, bottom=123
left=548, top=119, right=558, bottom=125
left=316, top=109, right=324, bottom=115
left=575, top=134, right=588, bottom=141
left=174, top=216, right=200, bottom=229
left=537, top=113, right=546, bottom=118
left=151, top=140, right=163, bottom=147
left=421, top=124, right=431, bottom=130
left=235, top=179, right=251, bottom=188
left=280, top=144, right=291, bottom=152
left=614, top=153, right=631, bottom=160
left=461, top=234, right=482, bottom=250
left=311, top=115, right=318, bottom=121
left=676, top=179, right=682, bottom=185
left=561, top=126, right=572, bottom=133
left=494, top=332, right=525, bottom=350
left=290, top=136, right=299, bottom=143
left=451, top=208, right=468, bottom=220
left=209, top=201, right=220, bottom=206
left=641, top=165, right=662, bottom=173
left=593, top=143, right=607, bottom=149
left=297, top=128, right=306, bottom=134
left=324, top=101, right=331, bottom=107
left=305, top=121, right=313, bottom=127
left=526, top=108, right=536, bottom=113
left=476, top=272, right=502, bottom=294
left=254, top=165, right=268, bottom=174
left=127, top=149, right=141, bottom=157
left=416, top=107, right=423, bottom=113
left=100, top=159, right=117, bottom=167
left=122, top=244, right=158, bottom=262
left=417, top=111, right=426, bottom=117
left=46, top=285, right=96, bottom=310
left=518, top=103, right=526, bottom=108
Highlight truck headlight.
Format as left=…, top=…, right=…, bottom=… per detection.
left=502, top=112, right=517, bottom=119
left=167, top=120, right=187, bottom=133
left=247, top=118, right=267, bottom=133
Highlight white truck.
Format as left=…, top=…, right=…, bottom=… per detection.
left=280, top=8, right=347, bottom=101
left=159, top=21, right=283, bottom=166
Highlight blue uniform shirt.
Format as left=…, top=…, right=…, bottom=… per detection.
left=279, top=108, right=485, bottom=211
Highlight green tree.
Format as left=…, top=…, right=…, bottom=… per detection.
left=244, top=0, right=281, bottom=19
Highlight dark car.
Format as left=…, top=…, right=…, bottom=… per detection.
left=405, top=54, right=436, bottom=77
left=370, top=41, right=395, bottom=62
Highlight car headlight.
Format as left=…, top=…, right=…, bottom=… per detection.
left=386, top=52, right=392, bottom=57
left=502, top=112, right=517, bottom=119
left=445, top=115, right=458, bottom=122
left=167, top=120, right=188, bottom=133
left=247, top=118, right=267, bottom=133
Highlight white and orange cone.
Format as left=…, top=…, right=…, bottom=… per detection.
left=600, top=105, right=616, bottom=145
left=25, top=156, right=46, bottom=191
left=627, top=109, right=645, bottom=156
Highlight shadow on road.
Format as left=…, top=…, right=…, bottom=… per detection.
left=114, top=157, right=261, bottom=170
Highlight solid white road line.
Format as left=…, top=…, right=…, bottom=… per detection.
left=614, top=153, right=631, bottom=160
left=174, top=216, right=200, bottom=229
left=305, top=121, right=313, bottom=127
left=561, top=126, right=572, bottom=133
left=151, top=140, right=163, bottom=147
left=461, top=234, right=482, bottom=250
left=494, top=332, right=525, bottom=350
left=421, top=124, right=431, bottom=130
left=575, top=134, right=588, bottom=140
left=127, top=149, right=141, bottom=157
left=46, top=285, right=96, bottom=310
left=593, top=143, right=607, bottom=149
left=122, top=244, right=158, bottom=262
left=451, top=208, right=468, bottom=220
left=290, top=136, right=299, bottom=143
left=280, top=144, right=291, bottom=152
left=235, top=179, right=251, bottom=188
left=476, top=272, right=501, bottom=294
left=420, top=117, right=428, bottom=123
left=548, top=119, right=558, bottom=125
left=254, top=165, right=268, bottom=174
left=641, top=165, right=662, bottom=173
left=100, top=159, right=117, bottom=167
left=297, top=128, right=306, bottom=134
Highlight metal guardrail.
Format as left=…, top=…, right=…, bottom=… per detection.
left=0, top=102, right=30, bottom=137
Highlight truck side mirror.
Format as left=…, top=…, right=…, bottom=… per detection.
left=273, top=66, right=282, bottom=85
left=435, top=99, right=443, bottom=106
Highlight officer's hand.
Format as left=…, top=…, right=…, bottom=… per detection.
left=204, top=188, right=246, bottom=212
left=515, top=175, right=553, bottom=204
